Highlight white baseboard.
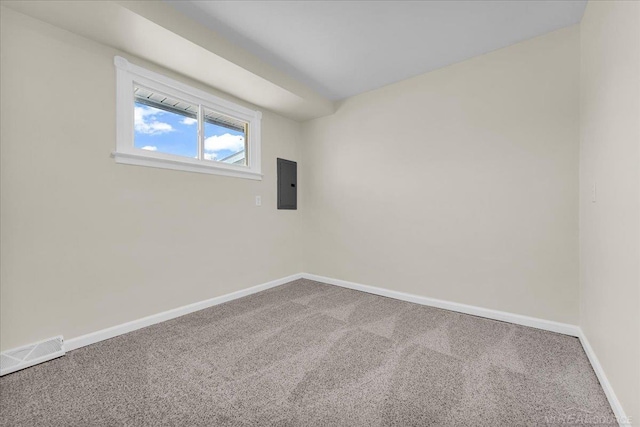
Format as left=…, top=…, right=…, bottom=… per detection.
left=20, top=271, right=628, bottom=426
left=65, top=273, right=303, bottom=351
left=578, top=331, right=631, bottom=426
left=301, top=273, right=630, bottom=426
left=301, top=273, right=581, bottom=337
left=64, top=272, right=578, bottom=352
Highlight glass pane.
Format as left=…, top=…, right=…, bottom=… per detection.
left=203, top=107, right=247, bottom=166
left=133, top=86, right=198, bottom=159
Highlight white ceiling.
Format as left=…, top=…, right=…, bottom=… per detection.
left=167, top=1, right=587, bottom=101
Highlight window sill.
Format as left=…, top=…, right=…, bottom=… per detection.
left=113, top=151, right=263, bottom=180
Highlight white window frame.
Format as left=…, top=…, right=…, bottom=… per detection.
left=114, top=56, right=262, bottom=180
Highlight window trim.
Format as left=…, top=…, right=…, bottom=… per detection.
left=114, top=56, right=262, bottom=180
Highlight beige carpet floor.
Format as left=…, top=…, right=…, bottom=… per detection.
left=0, top=279, right=616, bottom=426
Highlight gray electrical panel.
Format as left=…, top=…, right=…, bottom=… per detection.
left=277, top=158, right=297, bottom=210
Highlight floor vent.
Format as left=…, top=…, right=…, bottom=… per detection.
left=0, top=336, right=65, bottom=376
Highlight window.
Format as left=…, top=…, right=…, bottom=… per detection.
left=114, top=56, right=262, bottom=180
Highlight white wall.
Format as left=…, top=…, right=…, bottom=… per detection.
left=0, top=7, right=303, bottom=351
left=579, top=1, right=640, bottom=423
left=2, top=3, right=638, bottom=421
left=301, top=26, right=580, bottom=324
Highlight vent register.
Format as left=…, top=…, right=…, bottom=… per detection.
left=0, top=336, right=65, bottom=376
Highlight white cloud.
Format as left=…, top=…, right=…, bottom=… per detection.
left=181, top=117, right=197, bottom=125
left=134, top=106, right=174, bottom=135
left=141, top=146, right=158, bottom=151
left=203, top=152, right=217, bottom=161
left=204, top=133, right=245, bottom=153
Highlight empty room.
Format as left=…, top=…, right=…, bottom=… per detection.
left=0, top=0, right=638, bottom=425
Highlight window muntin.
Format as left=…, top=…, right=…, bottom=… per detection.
left=114, top=56, right=262, bottom=180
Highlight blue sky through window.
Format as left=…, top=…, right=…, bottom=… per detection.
left=134, top=102, right=245, bottom=162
